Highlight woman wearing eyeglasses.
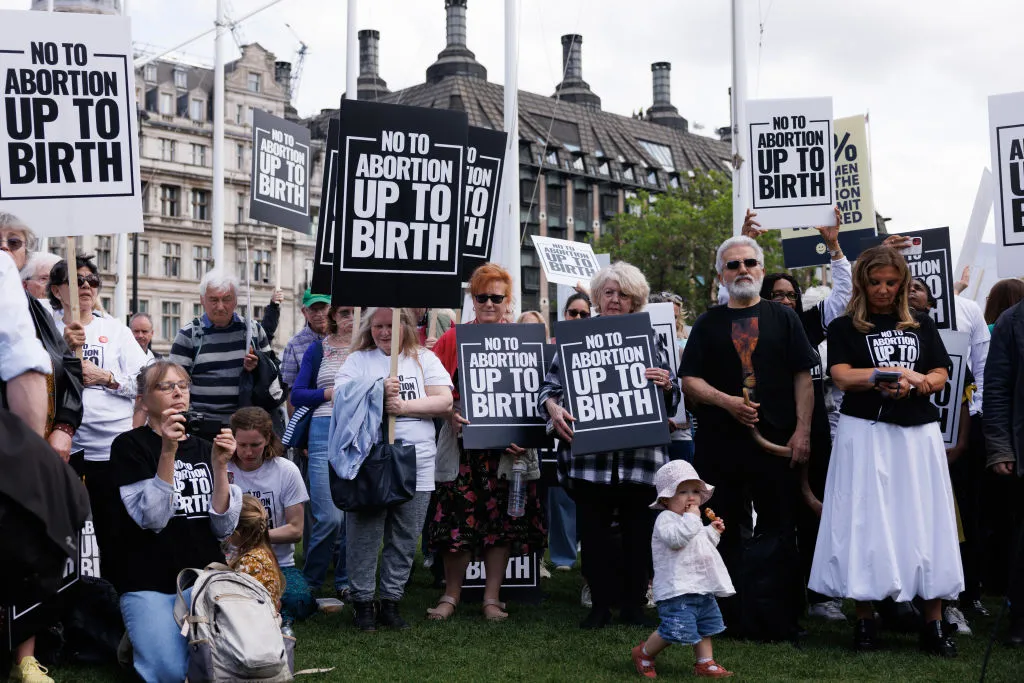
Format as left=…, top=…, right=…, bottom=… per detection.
left=427, top=263, right=548, bottom=621
left=106, top=360, right=241, bottom=682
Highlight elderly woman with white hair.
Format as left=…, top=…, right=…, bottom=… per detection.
left=539, top=261, right=681, bottom=629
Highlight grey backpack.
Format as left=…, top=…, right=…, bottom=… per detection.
left=174, top=564, right=294, bottom=682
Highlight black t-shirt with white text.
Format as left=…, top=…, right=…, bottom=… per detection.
left=827, top=311, right=950, bottom=426
left=680, top=300, right=819, bottom=448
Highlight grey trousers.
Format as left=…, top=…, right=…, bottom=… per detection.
left=346, top=490, right=432, bottom=603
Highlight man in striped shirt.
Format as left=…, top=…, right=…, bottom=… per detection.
left=169, top=270, right=273, bottom=433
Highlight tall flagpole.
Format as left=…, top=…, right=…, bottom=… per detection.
left=212, top=0, right=226, bottom=269
left=115, top=0, right=130, bottom=319
left=730, top=0, right=749, bottom=236
left=501, top=0, right=522, bottom=318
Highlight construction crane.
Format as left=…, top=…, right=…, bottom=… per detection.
left=284, top=23, right=308, bottom=102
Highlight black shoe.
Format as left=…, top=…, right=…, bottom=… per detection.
left=969, top=599, right=991, bottom=617
left=853, top=619, right=878, bottom=652
left=1007, top=617, right=1024, bottom=646
left=352, top=601, right=377, bottom=632
left=377, top=599, right=410, bottom=630
left=919, top=619, right=957, bottom=657
left=618, top=606, right=658, bottom=628
left=580, top=607, right=612, bottom=629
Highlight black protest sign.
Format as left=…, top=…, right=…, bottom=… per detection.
left=310, top=117, right=339, bottom=295
left=461, top=127, right=507, bottom=278
left=530, top=235, right=602, bottom=287
left=555, top=312, right=668, bottom=456
left=456, top=323, right=553, bottom=450
left=461, top=553, right=541, bottom=604
left=249, top=109, right=311, bottom=233
left=931, top=330, right=969, bottom=448
left=0, top=10, right=142, bottom=237
left=333, top=99, right=467, bottom=308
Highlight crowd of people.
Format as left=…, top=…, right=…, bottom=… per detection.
left=3, top=203, right=1024, bottom=682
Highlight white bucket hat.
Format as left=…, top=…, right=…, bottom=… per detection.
left=650, top=460, right=714, bottom=510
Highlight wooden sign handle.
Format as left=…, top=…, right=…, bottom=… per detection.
left=428, top=310, right=438, bottom=340
left=65, top=236, right=83, bottom=359
left=387, top=307, right=401, bottom=444
left=274, top=227, right=283, bottom=292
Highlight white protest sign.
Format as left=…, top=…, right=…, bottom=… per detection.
left=556, top=253, right=609, bottom=321
left=745, top=97, right=835, bottom=230
left=647, top=302, right=679, bottom=378
left=932, top=330, right=970, bottom=449
left=0, top=10, right=142, bottom=237
left=531, top=235, right=600, bottom=287
left=989, top=92, right=1024, bottom=277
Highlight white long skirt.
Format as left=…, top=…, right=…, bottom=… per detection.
left=808, top=414, right=964, bottom=602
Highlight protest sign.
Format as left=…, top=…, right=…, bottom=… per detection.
left=461, top=553, right=541, bottom=604
left=745, top=97, right=835, bottom=230
left=332, top=99, right=468, bottom=308
left=781, top=114, right=876, bottom=268
left=989, top=92, right=1024, bottom=277
left=932, top=330, right=969, bottom=449
left=460, top=127, right=507, bottom=278
left=647, top=302, right=679, bottom=378
left=249, top=109, right=311, bottom=233
left=554, top=312, right=668, bottom=456
left=456, top=323, right=553, bottom=450
left=556, top=253, right=609, bottom=321
left=0, top=10, right=142, bottom=237
left=531, top=235, right=601, bottom=287
left=310, top=116, right=339, bottom=295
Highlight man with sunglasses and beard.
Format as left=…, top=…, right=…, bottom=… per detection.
left=679, top=235, right=817, bottom=642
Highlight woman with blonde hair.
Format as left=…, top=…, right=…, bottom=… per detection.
left=809, top=245, right=962, bottom=655
left=335, top=307, right=453, bottom=631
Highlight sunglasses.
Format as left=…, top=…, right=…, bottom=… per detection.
left=724, top=258, right=760, bottom=271
left=565, top=309, right=590, bottom=319
left=69, top=274, right=101, bottom=288
left=771, top=291, right=799, bottom=301
left=0, top=236, right=25, bottom=251
left=474, top=294, right=506, bottom=304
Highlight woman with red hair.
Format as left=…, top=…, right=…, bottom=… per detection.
left=426, top=263, right=547, bottom=621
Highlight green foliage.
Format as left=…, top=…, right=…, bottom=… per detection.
left=597, top=171, right=786, bottom=321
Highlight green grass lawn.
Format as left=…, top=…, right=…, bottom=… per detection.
left=55, top=558, right=1024, bottom=682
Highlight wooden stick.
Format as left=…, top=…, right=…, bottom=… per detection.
left=428, top=310, right=438, bottom=340
left=65, top=236, right=83, bottom=359
left=275, top=226, right=283, bottom=291
left=454, top=310, right=462, bottom=325
left=387, top=307, right=401, bottom=444
left=353, top=307, right=361, bottom=334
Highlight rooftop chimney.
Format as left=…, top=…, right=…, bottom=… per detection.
left=645, top=62, right=688, bottom=132
left=552, top=34, right=601, bottom=110
left=357, top=29, right=390, bottom=101
left=426, top=0, right=487, bottom=84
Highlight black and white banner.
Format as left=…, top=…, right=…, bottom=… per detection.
left=647, top=302, right=679, bottom=378
left=332, top=99, right=467, bottom=308
left=531, top=235, right=601, bottom=287
left=902, top=228, right=957, bottom=330
left=456, top=323, right=553, bottom=450
left=310, top=116, right=339, bottom=295
left=0, top=10, right=142, bottom=236
left=460, top=126, right=507, bottom=278
left=989, top=92, right=1024, bottom=277
left=249, top=109, right=311, bottom=233
left=932, top=329, right=970, bottom=449
left=554, top=312, right=669, bottom=456
left=746, top=97, right=835, bottom=230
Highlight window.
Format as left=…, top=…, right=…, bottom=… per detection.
left=190, top=99, right=205, bottom=122
left=141, top=181, right=149, bottom=212
left=193, top=303, right=204, bottom=320
left=572, top=156, right=585, bottom=172
left=160, top=139, right=175, bottom=162
left=647, top=169, right=658, bottom=186
left=236, top=192, right=247, bottom=223
left=236, top=103, right=244, bottom=125
left=236, top=143, right=246, bottom=170
left=47, top=237, right=66, bottom=259
left=173, top=68, right=187, bottom=89
left=598, top=160, right=610, bottom=176
left=246, top=107, right=254, bottom=126
left=160, top=185, right=179, bottom=216
left=191, top=143, right=207, bottom=166
left=162, top=242, right=181, bottom=278
left=669, top=174, right=680, bottom=189
left=137, top=238, right=150, bottom=275
left=253, top=305, right=265, bottom=321
left=191, top=190, right=209, bottom=221
left=159, top=92, right=173, bottom=115
left=622, top=166, right=635, bottom=182
left=253, top=249, right=272, bottom=283
left=96, top=236, right=112, bottom=271
left=247, top=72, right=261, bottom=93
left=193, top=245, right=213, bottom=278
left=144, top=63, right=157, bottom=82
left=545, top=150, right=558, bottom=166
left=101, top=296, right=112, bottom=312
left=637, top=140, right=676, bottom=172
left=161, top=301, right=181, bottom=341
left=137, top=299, right=149, bottom=314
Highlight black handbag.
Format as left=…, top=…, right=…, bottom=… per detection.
left=239, top=335, right=284, bottom=412
left=329, top=413, right=417, bottom=513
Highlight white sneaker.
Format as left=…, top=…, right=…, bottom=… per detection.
left=944, top=605, right=972, bottom=636
left=581, top=584, right=592, bottom=608
left=540, top=564, right=552, bottom=579
left=808, top=599, right=848, bottom=622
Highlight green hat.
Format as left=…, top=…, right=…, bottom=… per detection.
left=302, top=289, right=331, bottom=308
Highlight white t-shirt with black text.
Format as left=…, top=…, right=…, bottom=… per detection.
left=227, top=457, right=309, bottom=568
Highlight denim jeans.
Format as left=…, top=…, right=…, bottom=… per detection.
left=547, top=486, right=577, bottom=568
left=120, top=589, right=191, bottom=683
left=303, top=416, right=347, bottom=591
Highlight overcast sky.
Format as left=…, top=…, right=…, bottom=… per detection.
left=7, top=0, right=1020, bottom=264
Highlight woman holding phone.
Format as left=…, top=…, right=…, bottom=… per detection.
left=808, top=245, right=962, bottom=656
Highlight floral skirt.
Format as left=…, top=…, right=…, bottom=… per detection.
left=428, top=447, right=547, bottom=557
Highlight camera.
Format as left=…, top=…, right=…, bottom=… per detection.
left=179, top=411, right=223, bottom=437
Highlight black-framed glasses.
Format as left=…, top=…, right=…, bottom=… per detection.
left=154, top=380, right=191, bottom=393
left=0, top=236, right=25, bottom=251
left=771, top=291, right=799, bottom=301
left=565, top=309, right=590, bottom=318
left=724, top=258, right=760, bottom=271
left=474, top=294, right=506, bottom=304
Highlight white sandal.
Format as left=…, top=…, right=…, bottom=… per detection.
left=426, top=595, right=458, bottom=620
left=482, top=599, right=508, bottom=621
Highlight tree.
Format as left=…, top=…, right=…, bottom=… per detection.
left=597, top=170, right=786, bottom=320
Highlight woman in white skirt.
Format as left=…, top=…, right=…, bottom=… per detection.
left=809, top=245, right=963, bottom=656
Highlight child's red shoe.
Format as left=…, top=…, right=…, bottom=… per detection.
left=693, top=659, right=733, bottom=678
left=631, top=642, right=657, bottom=679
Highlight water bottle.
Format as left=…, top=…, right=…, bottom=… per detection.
left=507, top=459, right=527, bottom=518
